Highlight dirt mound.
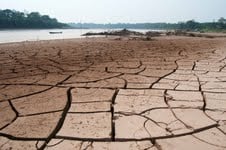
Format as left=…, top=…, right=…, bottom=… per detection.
left=82, top=29, right=144, bottom=37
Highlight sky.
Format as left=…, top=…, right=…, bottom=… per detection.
left=0, top=0, right=226, bottom=23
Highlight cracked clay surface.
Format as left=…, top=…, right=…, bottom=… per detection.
left=0, top=37, right=226, bottom=150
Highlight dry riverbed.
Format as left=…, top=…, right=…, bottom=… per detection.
left=0, top=36, right=226, bottom=150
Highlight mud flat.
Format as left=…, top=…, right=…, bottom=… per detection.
left=0, top=36, right=226, bottom=150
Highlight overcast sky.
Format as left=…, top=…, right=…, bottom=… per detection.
left=0, top=0, right=226, bottom=23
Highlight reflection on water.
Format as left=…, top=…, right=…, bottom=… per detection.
left=0, top=29, right=160, bottom=44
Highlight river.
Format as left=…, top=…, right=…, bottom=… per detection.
left=0, top=29, right=157, bottom=44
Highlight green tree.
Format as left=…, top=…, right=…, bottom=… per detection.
left=0, top=9, right=67, bottom=29
left=218, top=17, right=226, bottom=24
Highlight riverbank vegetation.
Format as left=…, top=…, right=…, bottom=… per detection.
left=70, top=18, right=226, bottom=32
left=1, top=9, right=225, bottom=32
left=0, top=9, right=67, bottom=29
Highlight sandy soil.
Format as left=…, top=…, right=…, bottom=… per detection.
left=0, top=36, right=226, bottom=150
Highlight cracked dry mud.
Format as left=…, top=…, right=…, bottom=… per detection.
left=0, top=36, right=226, bottom=150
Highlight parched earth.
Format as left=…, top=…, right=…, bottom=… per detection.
left=0, top=36, right=226, bottom=150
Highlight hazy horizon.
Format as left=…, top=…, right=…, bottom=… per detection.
left=1, top=0, right=226, bottom=23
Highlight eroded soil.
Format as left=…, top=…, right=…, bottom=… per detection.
left=0, top=37, right=226, bottom=150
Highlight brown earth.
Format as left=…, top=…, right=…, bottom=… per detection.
left=0, top=36, right=226, bottom=150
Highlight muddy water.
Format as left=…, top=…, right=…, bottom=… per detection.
left=0, top=29, right=160, bottom=43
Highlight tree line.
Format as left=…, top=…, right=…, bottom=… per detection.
left=1, top=9, right=225, bottom=31
left=69, top=18, right=226, bottom=32
left=0, top=9, right=67, bottom=29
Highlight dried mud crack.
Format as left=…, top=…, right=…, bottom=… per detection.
left=0, top=37, right=226, bottom=150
